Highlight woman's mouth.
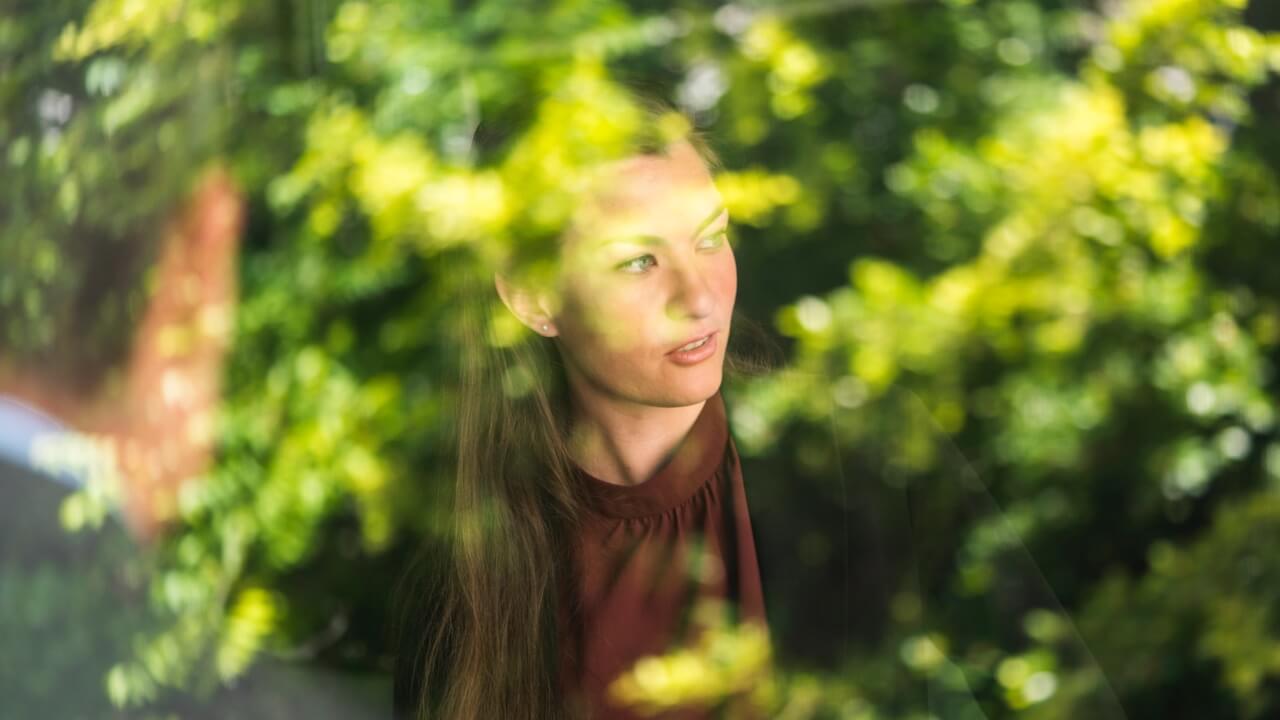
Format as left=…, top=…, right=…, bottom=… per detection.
left=666, top=331, right=717, bottom=365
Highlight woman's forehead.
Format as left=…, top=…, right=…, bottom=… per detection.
left=569, top=145, right=723, bottom=237
left=606, top=141, right=709, bottom=185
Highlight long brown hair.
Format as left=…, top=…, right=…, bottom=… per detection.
left=394, top=98, right=779, bottom=720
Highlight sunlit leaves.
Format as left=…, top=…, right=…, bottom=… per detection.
left=737, top=18, right=828, bottom=119
left=995, top=649, right=1060, bottom=709
left=735, top=1, right=1279, bottom=715
left=270, top=103, right=513, bottom=256
left=1090, top=0, right=1280, bottom=119
left=216, top=586, right=282, bottom=682
left=500, top=58, right=647, bottom=238
left=714, top=168, right=800, bottom=226
left=106, top=610, right=215, bottom=708
left=25, top=430, right=125, bottom=531
left=609, top=599, right=774, bottom=716
left=54, top=0, right=235, bottom=60
left=899, top=632, right=948, bottom=673
left=760, top=5, right=1268, bottom=483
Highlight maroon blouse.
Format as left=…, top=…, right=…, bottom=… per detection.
left=558, top=391, right=770, bottom=719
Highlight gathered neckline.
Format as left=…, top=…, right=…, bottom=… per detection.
left=573, top=392, right=729, bottom=519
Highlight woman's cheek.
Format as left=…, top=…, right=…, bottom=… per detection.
left=604, top=291, right=655, bottom=353
left=716, top=251, right=738, bottom=310
left=575, top=285, right=647, bottom=353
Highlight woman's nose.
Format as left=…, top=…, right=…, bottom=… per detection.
left=667, top=258, right=715, bottom=321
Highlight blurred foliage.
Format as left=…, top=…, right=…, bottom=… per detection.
left=4, top=0, right=1280, bottom=717
left=606, top=598, right=775, bottom=716
left=0, top=0, right=229, bottom=394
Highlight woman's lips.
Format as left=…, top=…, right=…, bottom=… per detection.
left=666, top=331, right=717, bottom=365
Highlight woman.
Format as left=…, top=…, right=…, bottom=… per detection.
left=391, top=101, right=776, bottom=720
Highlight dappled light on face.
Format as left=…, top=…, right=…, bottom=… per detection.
left=549, top=142, right=734, bottom=396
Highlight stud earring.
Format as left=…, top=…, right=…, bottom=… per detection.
left=541, top=324, right=549, bottom=332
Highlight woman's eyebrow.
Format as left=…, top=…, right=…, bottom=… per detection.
left=595, top=206, right=729, bottom=249
left=692, top=205, right=729, bottom=237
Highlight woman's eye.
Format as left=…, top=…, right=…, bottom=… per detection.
left=617, top=254, right=657, bottom=273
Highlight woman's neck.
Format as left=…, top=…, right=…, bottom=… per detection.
left=565, top=381, right=707, bottom=487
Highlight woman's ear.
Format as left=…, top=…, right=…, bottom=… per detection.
left=493, top=272, right=558, bottom=337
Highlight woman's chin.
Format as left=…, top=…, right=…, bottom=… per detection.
left=655, top=368, right=724, bottom=406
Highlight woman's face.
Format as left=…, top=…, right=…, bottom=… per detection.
left=552, top=141, right=737, bottom=408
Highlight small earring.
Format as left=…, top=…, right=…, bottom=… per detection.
left=541, top=324, right=549, bottom=333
